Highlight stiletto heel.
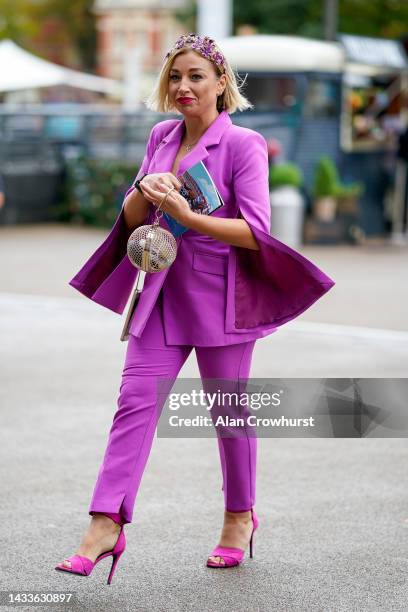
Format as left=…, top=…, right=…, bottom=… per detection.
left=249, top=528, right=255, bottom=558
left=206, top=507, right=259, bottom=568
left=107, top=550, right=124, bottom=585
left=55, top=514, right=126, bottom=584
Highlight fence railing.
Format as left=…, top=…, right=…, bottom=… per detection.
left=0, top=105, right=286, bottom=224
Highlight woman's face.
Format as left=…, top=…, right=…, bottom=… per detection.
left=167, top=50, right=226, bottom=117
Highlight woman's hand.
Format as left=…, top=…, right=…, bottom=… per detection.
left=140, top=173, right=192, bottom=225
left=140, top=172, right=181, bottom=193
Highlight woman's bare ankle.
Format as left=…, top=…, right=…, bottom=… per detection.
left=89, top=513, right=121, bottom=530
left=224, top=509, right=252, bottom=523
left=92, top=517, right=118, bottom=537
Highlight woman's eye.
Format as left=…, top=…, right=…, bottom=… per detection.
left=169, top=74, right=202, bottom=81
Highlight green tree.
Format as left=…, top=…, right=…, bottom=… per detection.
left=233, top=0, right=408, bottom=39
left=234, top=0, right=321, bottom=37
left=0, top=0, right=97, bottom=70
left=175, top=0, right=197, bottom=32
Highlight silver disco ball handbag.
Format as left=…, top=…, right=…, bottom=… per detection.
left=120, top=187, right=178, bottom=342
left=126, top=186, right=178, bottom=273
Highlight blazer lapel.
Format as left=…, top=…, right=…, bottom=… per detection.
left=150, top=120, right=184, bottom=173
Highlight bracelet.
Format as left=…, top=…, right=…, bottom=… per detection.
left=134, top=173, right=148, bottom=193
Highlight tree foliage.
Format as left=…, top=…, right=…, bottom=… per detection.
left=234, top=0, right=408, bottom=40
left=1, top=0, right=407, bottom=72
left=0, top=0, right=96, bottom=69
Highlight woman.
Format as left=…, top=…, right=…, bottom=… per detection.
left=55, top=33, right=335, bottom=582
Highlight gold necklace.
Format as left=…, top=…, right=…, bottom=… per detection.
left=184, top=142, right=198, bottom=152
left=183, top=137, right=200, bottom=152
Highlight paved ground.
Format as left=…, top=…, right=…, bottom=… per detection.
left=0, top=224, right=407, bottom=612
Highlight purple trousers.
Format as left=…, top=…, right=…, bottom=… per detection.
left=88, top=295, right=257, bottom=525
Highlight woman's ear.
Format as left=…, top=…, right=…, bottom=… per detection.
left=217, top=74, right=227, bottom=96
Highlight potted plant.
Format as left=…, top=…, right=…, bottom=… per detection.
left=269, top=162, right=304, bottom=247
left=336, top=181, right=363, bottom=215
left=311, top=156, right=339, bottom=222
left=336, top=181, right=365, bottom=243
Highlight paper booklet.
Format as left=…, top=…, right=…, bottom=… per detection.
left=163, top=161, right=224, bottom=237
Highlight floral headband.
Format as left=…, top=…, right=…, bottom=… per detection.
left=165, top=33, right=226, bottom=72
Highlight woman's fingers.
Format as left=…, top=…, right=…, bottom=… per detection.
left=139, top=182, right=189, bottom=222
left=140, top=182, right=171, bottom=210
left=156, top=182, right=175, bottom=194
left=152, top=173, right=181, bottom=191
left=156, top=177, right=172, bottom=190
left=168, top=173, right=182, bottom=190
left=145, top=183, right=178, bottom=204
left=146, top=179, right=175, bottom=194
left=140, top=182, right=159, bottom=199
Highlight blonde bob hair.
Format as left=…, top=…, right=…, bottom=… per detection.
left=145, top=46, right=253, bottom=115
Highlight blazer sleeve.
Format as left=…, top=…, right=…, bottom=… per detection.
left=232, top=131, right=271, bottom=234
left=67, top=124, right=159, bottom=312
left=125, top=123, right=160, bottom=202
left=230, top=130, right=335, bottom=330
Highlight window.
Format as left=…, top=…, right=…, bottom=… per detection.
left=304, top=78, right=340, bottom=118
left=242, top=75, right=298, bottom=112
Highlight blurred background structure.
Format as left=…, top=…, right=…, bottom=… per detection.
left=0, top=0, right=408, bottom=247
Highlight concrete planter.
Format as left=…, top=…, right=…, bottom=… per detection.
left=269, top=186, right=305, bottom=247
left=313, top=196, right=337, bottom=222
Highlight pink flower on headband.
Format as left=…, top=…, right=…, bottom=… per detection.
left=165, top=33, right=226, bottom=71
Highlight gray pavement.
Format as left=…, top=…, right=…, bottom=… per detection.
left=1, top=224, right=407, bottom=612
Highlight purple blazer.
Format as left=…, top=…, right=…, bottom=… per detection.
left=69, top=110, right=335, bottom=343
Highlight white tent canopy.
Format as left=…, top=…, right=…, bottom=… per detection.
left=0, top=39, right=122, bottom=96
left=217, top=35, right=345, bottom=73
left=217, top=34, right=408, bottom=76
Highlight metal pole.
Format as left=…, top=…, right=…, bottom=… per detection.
left=324, top=0, right=338, bottom=41
left=391, top=73, right=408, bottom=245
left=122, top=47, right=141, bottom=111
left=390, top=159, right=407, bottom=244
left=197, top=0, right=232, bottom=39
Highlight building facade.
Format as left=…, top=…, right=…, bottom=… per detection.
left=94, top=0, right=188, bottom=103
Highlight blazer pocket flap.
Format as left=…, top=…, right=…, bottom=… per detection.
left=192, top=250, right=228, bottom=276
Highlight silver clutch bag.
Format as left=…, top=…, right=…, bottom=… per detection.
left=121, top=189, right=178, bottom=341
left=126, top=195, right=177, bottom=273
left=120, top=270, right=144, bottom=342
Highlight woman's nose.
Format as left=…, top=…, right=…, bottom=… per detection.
left=177, top=78, right=192, bottom=93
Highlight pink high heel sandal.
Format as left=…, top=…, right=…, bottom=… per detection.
left=55, top=513, right=126, bottom=585
left=206, top=508, right=259, bottom=568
